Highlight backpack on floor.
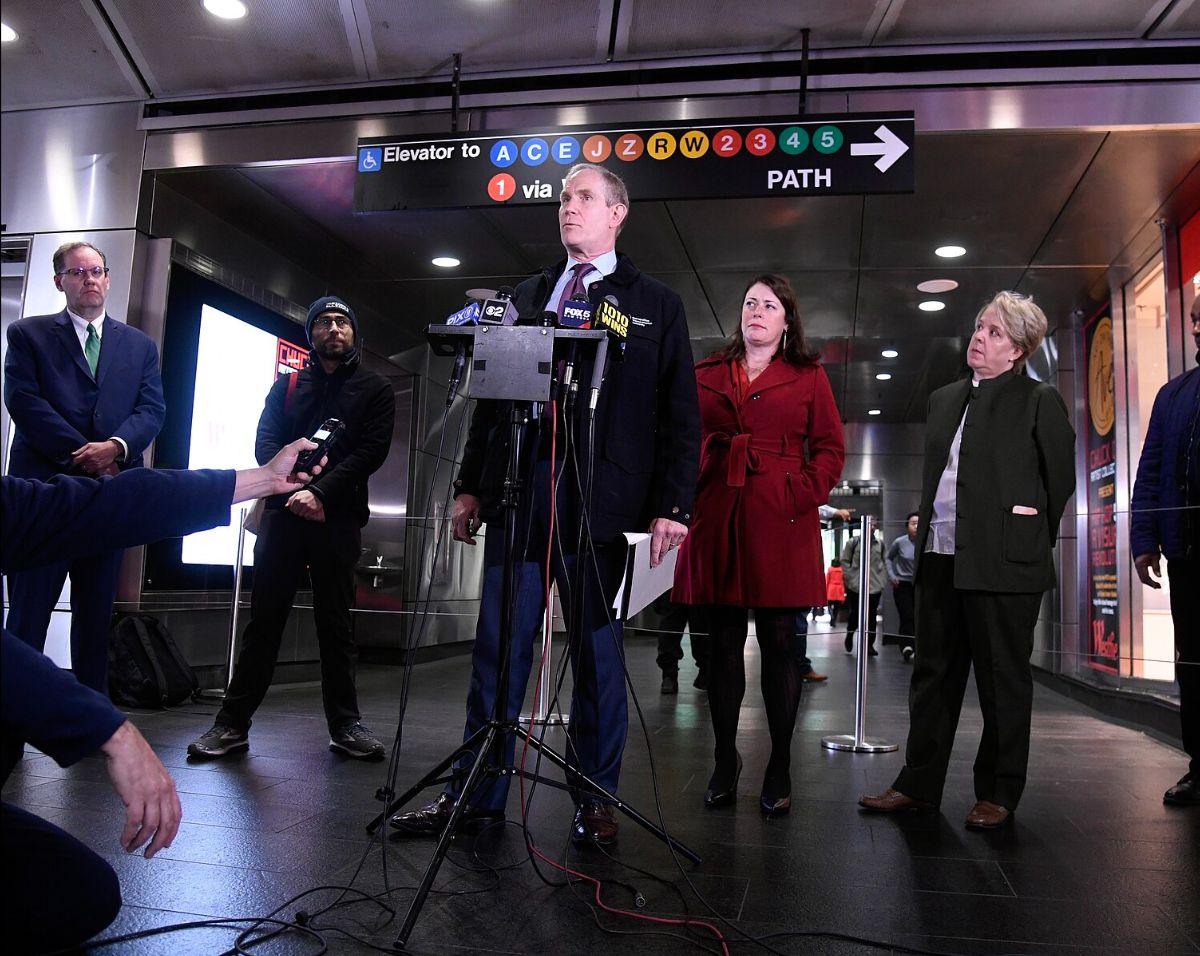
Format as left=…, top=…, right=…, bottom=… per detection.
left=108, top=614, right=199, bottom=708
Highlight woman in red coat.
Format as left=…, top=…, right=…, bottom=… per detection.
left=674, top=274, right=845, bottom=815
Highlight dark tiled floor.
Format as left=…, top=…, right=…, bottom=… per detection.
left=6, top=621, right=1198, bottom=955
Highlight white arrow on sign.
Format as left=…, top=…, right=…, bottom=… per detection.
left=850, top=125, right=909, bottom=173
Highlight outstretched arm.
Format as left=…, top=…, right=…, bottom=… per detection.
left=2, top=439, right=323, bottom=573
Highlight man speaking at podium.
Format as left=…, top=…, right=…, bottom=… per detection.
left=392, top=163, right=700, bottom=845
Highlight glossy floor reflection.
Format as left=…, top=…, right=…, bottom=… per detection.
left=5, top=621, right=1198, bottom=954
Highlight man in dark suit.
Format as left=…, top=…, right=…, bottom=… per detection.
left=2, top=437, right=323, bottom=954
left=1131, top=294, right=1200, bottom=806
left=3, top=241, right=166, bottom=692
left=391, top=163, right=700, bottom=845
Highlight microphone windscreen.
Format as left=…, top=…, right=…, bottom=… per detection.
left=445, top=302, right=480, bottom=326
left=559, top=299, right=593, bottom=329
left=479, top=297, right=518, bottom=325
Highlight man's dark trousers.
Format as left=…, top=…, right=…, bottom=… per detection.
left=894, top=554, right=1042, bottom=809
left=845, top=589, right=883, bottom=651
left=894, top=580, right=916, bottom=652
left=217, top=508, right=362, bottom=733
left=655, top=597, right=707, bottom=675
left=451, top=459, right=627, bottom=812
left=1169, top=557, right=1199, bottom=776
left=6, top=551, right=123, bottom=692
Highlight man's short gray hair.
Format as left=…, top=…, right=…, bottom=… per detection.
left=564, top=163, right=629, bottom=210
left=53, top=241, right=107, bottom=275
left=978, top=291, right=1048, bottom=373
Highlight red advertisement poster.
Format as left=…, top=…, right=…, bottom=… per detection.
left=1084, top=313, right=1119, bottom=673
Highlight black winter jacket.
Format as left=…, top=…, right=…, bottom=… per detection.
left=255, top=354, right=394, bottom=526
left=455, top=253, right=700, bottom=543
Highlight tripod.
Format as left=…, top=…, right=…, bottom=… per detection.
left=366, top=324, right=700, bottom=949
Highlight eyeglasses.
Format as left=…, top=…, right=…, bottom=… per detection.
left=313, top=315, right=352, bottom=329
left=58, top=266, right=110, bottom=279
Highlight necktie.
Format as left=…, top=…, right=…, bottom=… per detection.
left=557, top=263, right=597, bottom=324
left=84, top=323, right=100, bottom=378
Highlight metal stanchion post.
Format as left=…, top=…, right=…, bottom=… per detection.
left=822, top=514, right=897, bottom=753
left=196, top=508, right=248, bottom=701
left=520, top=584, right=566, bottom=726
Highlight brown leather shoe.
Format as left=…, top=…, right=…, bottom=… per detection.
left=572, top=800, right=618, bottom=845
left=802, top=670, right=828, bottom=682
left=858, top=787, right=935, bottom=813
left=965, top=800, right=1011, bottom=829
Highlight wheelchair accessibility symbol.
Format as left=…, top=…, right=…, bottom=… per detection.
left=358, top=148, right=382, bottom=172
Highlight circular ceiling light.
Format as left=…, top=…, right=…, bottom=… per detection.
left=203, top=0, right=247, bottom=20
left=881, top=348, right=899, bottom=358
left=868, top=408, right=882, bottom=416
left=917, top=278, right=959, bottom=294
left=935, top=245, right=966, bottom=258
left=1, top=22, right=17, bottom=41
left=876, top=372, right=892, bottom=381
left=431, top=256, right=461, bottom=268
left=918, top=300, right=946, bottom=312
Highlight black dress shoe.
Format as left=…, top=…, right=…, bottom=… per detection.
left=760, top=794, right=791, bottom=816
left=660, top=673, right=678, bottom=695
left=1164, top=773, right=1200, bottom=806
left=389, top=793, right=504, bottom=837
left=704, top=753, right=742, bottom=808
left=572, top=800, right=618, bottom=845
left=692, top=668, right=709, bottom=691
left=844, top=634, right=853, bottom=653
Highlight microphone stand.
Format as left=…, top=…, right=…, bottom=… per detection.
left=368, top=324, right=700, bottom=949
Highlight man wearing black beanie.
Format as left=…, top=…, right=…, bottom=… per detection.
left=188, top=296, right=395, bottom=761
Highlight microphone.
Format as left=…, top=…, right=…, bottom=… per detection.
left=445, top=301, right=481, bottom=326
left=479, top=286, right=518, bottom=326
left=588, top=295, right=629, bottom=414
left=558, top=299, right=592, bottom=329
left=592, top=296, right=630, bottom=357
left=556, top=298, right=593, bottom=399
left=443, top=302, right=478, bottom=407
left=446, top=348, right=468, bottom=407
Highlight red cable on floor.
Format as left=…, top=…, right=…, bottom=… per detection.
left=512, top=401, right=728, bottom=954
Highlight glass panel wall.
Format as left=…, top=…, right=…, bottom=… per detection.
left=1126, top=263, right=1174, bottom=683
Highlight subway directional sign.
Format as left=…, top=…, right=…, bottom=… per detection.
left=354, top=112, right=914, bottom=211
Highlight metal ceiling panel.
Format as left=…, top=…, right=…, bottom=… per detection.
left=1150, top=0, right=1200, bottom=37
left=0, top=0, right=142, bottom=108
left=106, top=0, right=359, bottom=96
left=620, top=0, right=882, bottom=56
left=834, top=336, right=968, bottom=423
left=1018, top=266, right=1111, bottom=326
left=605, top=202, right=696, bottom=273
left=363, top=0, right=607, bottom=77
left=879, top=0, right=1172, bottom=43
left=859, top=132, right=1106, bottom=269
left=669, top=196, right=865, bottom=273
left=853, top=267, right=1026, bottom=338
left=237, top=164, right=537, bottom=279
left=1035, top=129, right=1200, bottom=268
left=651, top=271, right=722, bottom=340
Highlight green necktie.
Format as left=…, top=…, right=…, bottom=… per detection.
left=84, top=323, right=100, bottom=378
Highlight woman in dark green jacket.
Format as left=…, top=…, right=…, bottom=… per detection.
left=859, top=291, right=1076, bottom=830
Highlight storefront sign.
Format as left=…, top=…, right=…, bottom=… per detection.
left=1084, top=313, right=1119, bottom=673
left=354, top=112, right=915, bottom=211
